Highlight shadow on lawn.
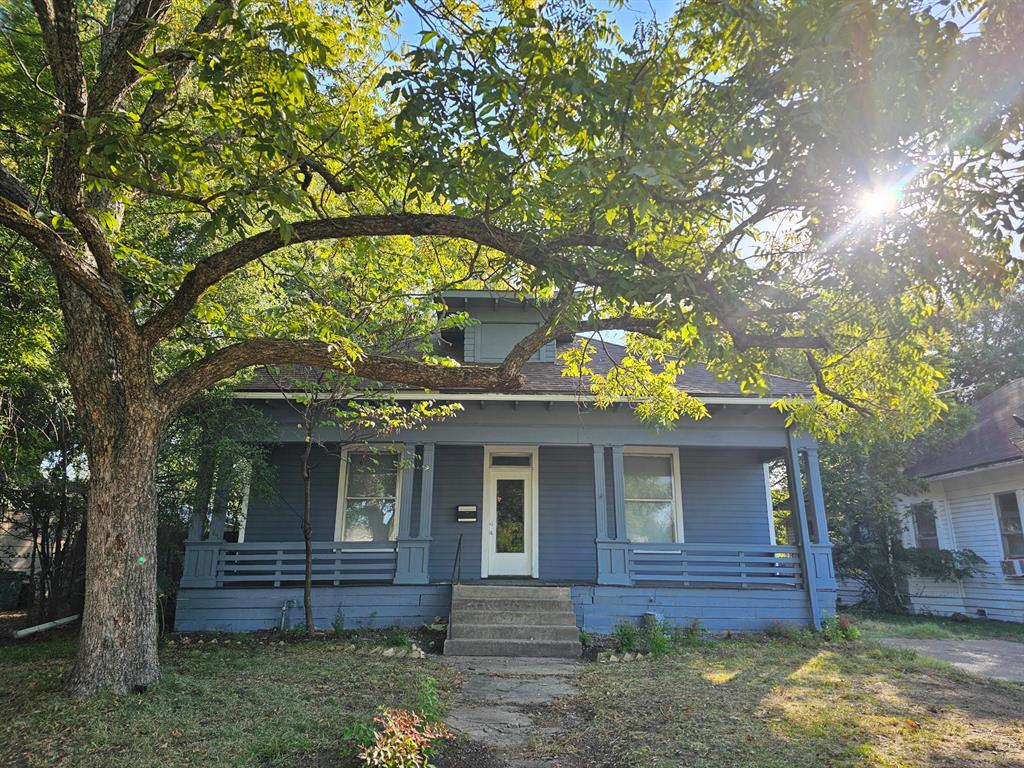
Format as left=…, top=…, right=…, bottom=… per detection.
left=528, top=638, right=1024, bottom=768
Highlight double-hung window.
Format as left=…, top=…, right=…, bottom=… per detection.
left=995, top=491, right=1024, bottom=559
left=336, top=448, right=401, bottom=542
left=910, top=502, right=940, bottom=551
left=623, top=449, right=683, bottom=544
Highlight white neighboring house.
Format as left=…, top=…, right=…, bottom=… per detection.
left=897, top=378, right=1024, bottom=623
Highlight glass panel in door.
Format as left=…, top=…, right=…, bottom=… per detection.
left=495, top=478, right=526, bottom=554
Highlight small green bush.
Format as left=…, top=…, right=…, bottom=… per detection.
left=342, top=718, right=376, bottom=750
left=383, top=627, right=413, bottom=649
left=822, top=613, right=861, bottom=642
left=613, top=618, right=702, bottom=655
left=613, top=620, right=640, bottom=653
left=416, top=677, right=442, bottom=723
left=579, top=630, right=593, bottom=647
left=645, top=622, right=672, bottom=657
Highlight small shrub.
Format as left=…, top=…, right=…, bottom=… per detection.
left=384, top=627, right=413, bottom=649
left=342, top=718, right=376, bottom=749
left=645, top=622, right=672, bottom=657
left=415, top=677, right=442, bottom=723
left=358, top=708, right=450, bottom=768
left=578, top=630, right=593, bottom=647
left=332, top=613, right=346, bottom=635
left=674, top=618, right=703, bottom=645
left=822, top=613, right=861, bottom=642
left=612, top=620, right=640, bottom=653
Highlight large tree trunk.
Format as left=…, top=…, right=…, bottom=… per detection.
left=58, top=277, right=166, bottom=697
left=63, top=421, right=163, bottom=696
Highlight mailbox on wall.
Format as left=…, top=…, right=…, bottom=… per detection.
left=456, top=505, right=478, bottom=523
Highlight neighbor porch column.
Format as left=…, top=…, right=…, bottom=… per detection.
left=394, top=443, right=431, bottom=585
left=803, top=444, right=838, bottom=611
left=595, top=444, right=631, bottom=585
left=786, top=430, right=823, bottom=628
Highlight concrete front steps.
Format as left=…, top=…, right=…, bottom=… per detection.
left=444, top=584, right=582, bottom=658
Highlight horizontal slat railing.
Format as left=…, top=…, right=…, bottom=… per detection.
left=215, top=541, right=398, bottom=587
left=628, top=543, right=802, bottom=588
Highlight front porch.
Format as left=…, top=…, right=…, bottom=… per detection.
left=177, top=422, right=837, bottom=633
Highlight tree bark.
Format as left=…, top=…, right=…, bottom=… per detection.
left=57, top=276, right=165, bottom=697
left=63, top=418, right=162, bottom=696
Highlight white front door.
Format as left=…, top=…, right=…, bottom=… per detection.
left=485, top=465, right=535, bottom=576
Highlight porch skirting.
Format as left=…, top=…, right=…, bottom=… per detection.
left=174, top=583, right=835, bottom=634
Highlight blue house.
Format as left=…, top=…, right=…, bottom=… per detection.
left=176, top=291, right=837, bottom=655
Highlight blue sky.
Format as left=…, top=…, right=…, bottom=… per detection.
left=397, top=0, right=675, bottom=43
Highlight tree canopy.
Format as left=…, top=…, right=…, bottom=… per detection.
left=1, top=0, right=1019, bottom=434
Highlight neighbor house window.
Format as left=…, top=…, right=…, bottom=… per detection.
left=910, top=502, right=940, bottom=551
left=995, top=492, right=1024, bottom=559
left=337, top=449, right=401, bottom=542
left=623, top=449, right=682, bottom=544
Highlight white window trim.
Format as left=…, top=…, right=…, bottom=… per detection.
left=763, top=462, right=777, bottom=546
left=622, top=446, right=685, bottom=544
left=909, top=501, right=940, bottom=551
left=481, top=445, right=540, bottom=579
left=992, top=489, right=1024, bottom=560
left=237, top=467, right=251, bottom=543
left=333, top=444, right=404, bottom=543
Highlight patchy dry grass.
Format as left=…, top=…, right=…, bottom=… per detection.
left=533, top=637, right=1024, bottom=768
left=0, top=637, right=457, bottom=768
left=852, top=611, right=1024, bottom=643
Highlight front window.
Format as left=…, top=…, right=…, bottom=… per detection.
left=624, top=451, right=680, bottom=544
left=995, top=492, right=1024, bottom=559
left=911, top=502, right=940, bottom=551
left=339, top=449, right=400, bottom=542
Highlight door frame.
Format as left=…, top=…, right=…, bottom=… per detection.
left=481, top=445, right=539, bottom=579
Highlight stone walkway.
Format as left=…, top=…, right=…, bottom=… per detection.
left=878, top=638, right=1024, bottom=682
left=440, top=656, right=581, bottom=764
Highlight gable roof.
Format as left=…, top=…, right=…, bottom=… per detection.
left=908, top=378, right=1024, bottom=479
left=236, top=339, right=812, bottom=399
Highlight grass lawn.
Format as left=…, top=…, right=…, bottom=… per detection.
left=4, top=629, right=1024, bottom=768
left=851, top=611, right=1024, bottom=643
left=0, top=636, right=458, bottom=768
left=534, top=637, right=1024, bottom=768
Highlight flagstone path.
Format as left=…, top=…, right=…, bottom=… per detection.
left=440, top=656, right=581, bottom=765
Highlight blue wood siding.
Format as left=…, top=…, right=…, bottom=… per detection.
left=538, top=446, right=597, bottom=582
left=428, top=445, right=484, bottom=582
left=680, top=448, right=773, bottom=545
left=244, top=443, right=339, bottom=541
left=176, top=585, right=451, bottom=632
left=174, top=583, right=815, bottom=632
left=572, top=586, right=811, bottom=633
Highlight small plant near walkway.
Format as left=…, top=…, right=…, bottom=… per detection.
left=344, top=678, right=449, bottom=768
left=357, top=708, right=450, bottom=768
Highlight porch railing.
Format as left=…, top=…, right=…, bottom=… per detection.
left=181, top=540, right=398, bottom=588
left=627, top=543, right=803, bottom=588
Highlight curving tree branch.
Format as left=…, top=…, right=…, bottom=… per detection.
left=155, top=339, right=532, bottom=412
